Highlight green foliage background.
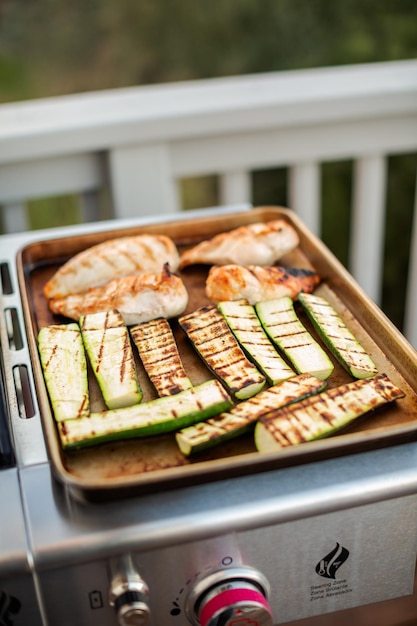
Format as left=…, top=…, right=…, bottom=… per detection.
left=1, top=0, right=416, bottom=101
left=0, top=0, right=416, bottom=329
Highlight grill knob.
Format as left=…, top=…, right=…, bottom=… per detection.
left=186, top=566, right=273, bottom=626
left=109, top=558, right=150, bottom=626
left=113, top=589, right=150, bottom=626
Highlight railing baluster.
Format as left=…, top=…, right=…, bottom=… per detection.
left=219, top=171, right=251, bottom=206
left=108, top=144, right=180, bottom=218
left=403, top=171, right=417, bottom=349
left=289, top=162, right=321, bottom=236
left=2, top=203, right=29, bottom=234
left=350, top=155, right=387, bottom=305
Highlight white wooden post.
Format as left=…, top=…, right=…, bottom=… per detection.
left=108, top=144, right=180, bottom=218
left=289, top=162, right=321, bottom=236
left=350, top=155, right=387, bottom=304
left=220, top=170, right=252, bottom=206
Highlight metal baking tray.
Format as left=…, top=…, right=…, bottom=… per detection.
left=17, top=206, right=417, bottom=501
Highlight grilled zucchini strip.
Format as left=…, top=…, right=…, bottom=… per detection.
left=256, top=296, right=334, bottom=380
left=255, top=372, right=404, bottom=452
left=218, top=298, right=295, bottom=385
left=38, top=323, right=89, bottom=421
left=298, top=292, right=378, bottom=379
left=80, top=309, right=142, bottom=409
left=130, top=317, right=192, bottom=396
left=58, top=379, right=233, bottom=450
left=179, top=305, right=266, bottom=399
left=176, top=373, right=326, bottom=456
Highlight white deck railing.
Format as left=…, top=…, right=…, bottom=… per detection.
left=1, top=60, right=417, bottom=346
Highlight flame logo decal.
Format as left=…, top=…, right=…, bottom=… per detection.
left=315, top=543, right=349, bottom=579
left=0, top=590, right=21, bottom=626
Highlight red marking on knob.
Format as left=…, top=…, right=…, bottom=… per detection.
left=200, top=587, right=271, bottom=626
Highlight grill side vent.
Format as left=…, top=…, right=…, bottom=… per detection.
left=13, top=364, right=36, bottom=419
left=0, top=262, right=13, bottom=295
left=4, top=308, right=24, bottom=351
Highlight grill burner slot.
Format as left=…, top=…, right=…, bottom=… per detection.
left=0, top=262, right=13, bottom=295
left=13, top=364, right=35, bottom=419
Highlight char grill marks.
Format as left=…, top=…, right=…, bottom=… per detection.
left=298, top=292, right=378, bottom=379
left=205, top=264, right=320, bottom=305
left=258, top=373, right=405, bottom=448
left=179, top=305, right=265, bottom=399
left=180, top=306, right=248, bottom=375
left=179, top=219, right=300, bottom=269
left=130, top=318, right=192, bottom=397
left=79, top=309, right=142, bottom=410
left=81, top=311, right=130, bottom=384
left=43, top=234, right=180, bottom=300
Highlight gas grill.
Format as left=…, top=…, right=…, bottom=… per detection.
left=2, top=206, right=417, bottom=626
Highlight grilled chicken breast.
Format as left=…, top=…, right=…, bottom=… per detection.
left=206, top=265, right=320, bottom=304
left=44, top=234, right=180, bottom=300
left=48, top=264, right=188, bottom=326
left=179, top=219, right=299, bottom=269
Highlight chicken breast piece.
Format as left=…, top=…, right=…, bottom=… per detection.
left=206, top=265, right=320, bottom=304
left=49, top=264, right=188, bottom=326
left=179, top=220, right=299, bottom=269
left=44, top=234, right=180, bottom=300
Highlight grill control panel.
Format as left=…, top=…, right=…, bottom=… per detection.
left=31, top=492, right=417, bottom=626
left=17, top=453, right=417, bottom=626
left=109, top=559, right=273, bottom=626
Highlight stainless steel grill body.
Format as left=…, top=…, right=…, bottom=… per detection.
left=0, top=468, right=44, bottom=626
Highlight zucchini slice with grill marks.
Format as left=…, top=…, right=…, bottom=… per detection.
left=255, top=372, right=404, bottom=452
left=58, top=379, right=233, bottom=450
left=298, top=292, right=378, bottom=379
left=38, top=322, right=89, bottom=421
left=80, top=309, right=142, bottom=409
left=130, top=317, right=192, bottom=396
left=218, top=298, right=295, bottom=385
left=179, top=305, right=266, bottom=399
left=256, top=296, right=334, bottom=381
left=176, top=372, right=326, bottom=456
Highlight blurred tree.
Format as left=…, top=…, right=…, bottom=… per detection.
left=0, top=0, right=416, bottom=101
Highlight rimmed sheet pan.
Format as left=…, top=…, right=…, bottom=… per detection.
left=17, top=207, right=417, bottom=501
